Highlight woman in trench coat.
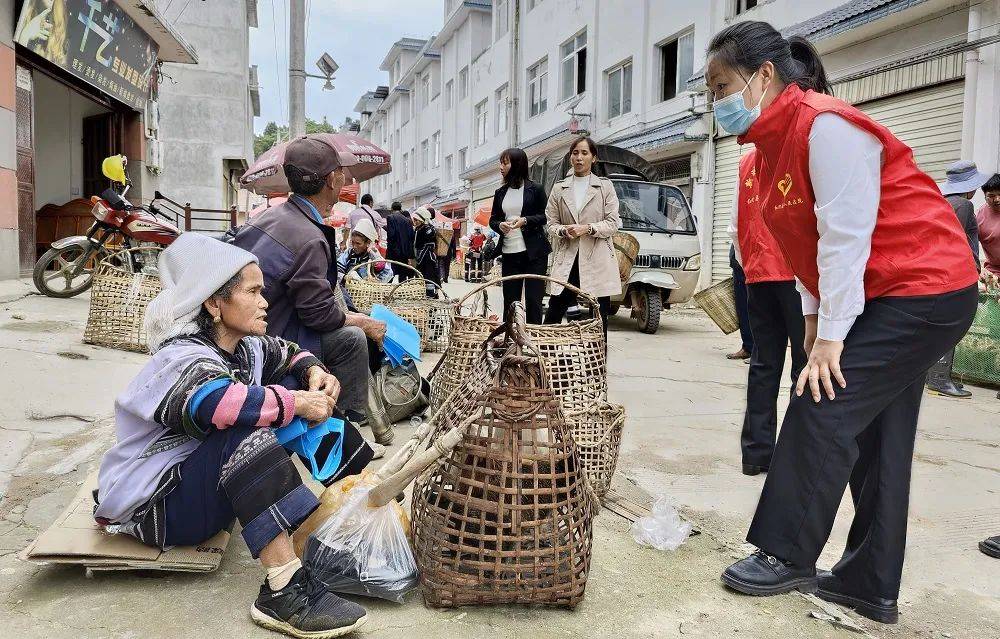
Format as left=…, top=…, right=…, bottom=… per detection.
left=544, top=136, right=622, bottom=335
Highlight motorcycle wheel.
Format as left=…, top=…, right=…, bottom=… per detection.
left=33, top=245, right=103, bottom=298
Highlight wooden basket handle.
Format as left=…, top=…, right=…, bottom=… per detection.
left=456, top=273, right=600, bottom=313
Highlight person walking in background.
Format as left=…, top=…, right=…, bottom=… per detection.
left=729, top=244, right=754, bottom=361
left=728, top=150, right=807, bottom=476
left=544, top=137, right=622, bottom=336
left=489, top=147, right=551, bottom=323
left=977, top=173, right=1000, bottom=277
left=411, top=206, right=441, bottom=297
left=348, top=194, right=387, bottom=253
left=707, top=22, right=978, bottom=624
left=926, top=160, right=989, bottom=398
left=467, top=227, right=486, bottom=280
left=385, top=201, right=415, bottom=281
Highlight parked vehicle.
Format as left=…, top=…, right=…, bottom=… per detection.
left=530, top=144, right=701, bottom=333
left=33, top=155, right=180, bottom=298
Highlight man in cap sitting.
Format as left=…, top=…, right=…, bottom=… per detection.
left=233, top=135, right=394, bottom=444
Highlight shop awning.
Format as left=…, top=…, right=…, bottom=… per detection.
left=116, top=1, right=199, bottom=64
left=473, top=200, right=493, bottom=227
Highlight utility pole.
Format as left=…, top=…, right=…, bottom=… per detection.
left=289, top=0, right=306, bottom=139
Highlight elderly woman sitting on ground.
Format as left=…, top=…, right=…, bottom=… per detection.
left=93, top=233, right=372, bottom=639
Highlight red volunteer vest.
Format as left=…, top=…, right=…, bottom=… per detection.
left=740, top=84, right=978, bottom=301
left=736, top=150, right=794, bottom=283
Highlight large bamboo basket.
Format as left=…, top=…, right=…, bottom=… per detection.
left=693, top=277, right=739, bottom=335
left=429, top=274, right=607, bottom=415
left=411, top=312, right=595, bottom=608
left=385, top=280, right=454, bottom=353
left=83, top=248, right=162, bottom=353
left=612, top=231, right=640, bottom=281
left=565, top=402, right=626, bottom=503
left=343, top=259, right=424, bottom=314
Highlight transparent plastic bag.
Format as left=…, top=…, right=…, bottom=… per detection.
left=631, top=497, right=692, bottom=551
left=303, top=482, right=419, bottom=603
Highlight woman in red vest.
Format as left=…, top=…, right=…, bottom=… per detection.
left=707, top=21, right=979, bottom=624
left=727, top=150, right=807, bottom=477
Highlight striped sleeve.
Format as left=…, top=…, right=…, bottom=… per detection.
left=189, top=381, right=296, bottom=431
left=257, top=335, right=325, bottom=387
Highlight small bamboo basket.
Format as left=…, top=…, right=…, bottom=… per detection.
left=83, top=248, right=162, bottom=353
left=343, top=259, right=424, bottom=314
left=385, top=280, right=453, bottom=353
left=565, top=402, right=626, bottom=503
left=693, top=277, right=739, bottom=335
left=429, top=274, right=607, bottom=416
left=411, top=308, right=596, bottom=608
left=612, top=231, right=640, bottom=281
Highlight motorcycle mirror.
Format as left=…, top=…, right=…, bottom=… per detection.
left=101, top=155, right=128, bottom=186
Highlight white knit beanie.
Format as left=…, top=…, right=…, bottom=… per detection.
left=412, top=206, right=432, bottom=223
left=144, top=233, right=258, bottom=352
left=351, top=217, right=378, bottom=243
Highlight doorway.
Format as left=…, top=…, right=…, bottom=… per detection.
left=82, top=114, right=121, bottom=198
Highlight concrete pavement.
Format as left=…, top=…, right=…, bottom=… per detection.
left=0, top=277, right=997, bottom=638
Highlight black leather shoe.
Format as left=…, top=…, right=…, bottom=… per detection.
left=816, top=570, right=899, bottom=624
left=742, top=464, right=768, bottom=476
left=980, top=535, right=1000, bottom=559
left=721, top=550, right=817, bottom=596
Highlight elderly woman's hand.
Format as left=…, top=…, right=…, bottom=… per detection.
left=292, top=390, right=335, bottom=425
left=307, top=366, right=341, bottom=404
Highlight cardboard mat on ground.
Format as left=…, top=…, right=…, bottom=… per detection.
left=20, top=471, right=232, bottom=572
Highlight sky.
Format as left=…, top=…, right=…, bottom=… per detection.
left=250, top=0, right=443, bottom=135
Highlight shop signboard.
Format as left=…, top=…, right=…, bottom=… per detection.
left=14, top=1, right=159, bottom=110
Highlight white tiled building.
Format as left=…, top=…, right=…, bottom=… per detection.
left=357, top=0, right=1000, bottom=287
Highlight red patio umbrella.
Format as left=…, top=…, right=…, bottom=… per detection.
left=473, top=201, right=493, bottom=227
left=241, top=133, right=391, bottom=193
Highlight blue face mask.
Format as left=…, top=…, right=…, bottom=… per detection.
left=713, top=72, right=766, bottom=136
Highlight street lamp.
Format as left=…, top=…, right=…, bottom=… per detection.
left=311, top=53, right=338, bottom=91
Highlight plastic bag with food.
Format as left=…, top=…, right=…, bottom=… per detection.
left=302, top=480, right=418, bottom=603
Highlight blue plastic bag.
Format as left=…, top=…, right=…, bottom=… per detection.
left=371, top=304, right=421, bottom=365
left=274, top=416, right=345, bottom=482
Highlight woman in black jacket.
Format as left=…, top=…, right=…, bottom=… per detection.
left=489, top=147, right=551, bottom=323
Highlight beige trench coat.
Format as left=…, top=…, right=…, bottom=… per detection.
left=545, top=173, right=623, bottom=298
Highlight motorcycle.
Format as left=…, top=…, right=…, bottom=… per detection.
left=32, top=155, right=180, bottom=298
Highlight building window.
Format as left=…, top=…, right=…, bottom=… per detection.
left=659, top=31, right=694, bottom=102
left=420, top=74, right=431, bottom=107
left=402, top=152, right=409, bottom=179
left=474, top=99, right=488, bottom=146
left=445, top=79, right=454, bottom=109
left=459, top=148, right=467, bottom=172
left=459, top=66, right=469, bottom=100
left=607, top=60, right=633, bottom=119
left=734, top=0, right=758, bottom=16
left=560, top=31, right=587, bottom=101
left=495, top=0, right=509, bottom=40
left=527, top=58, right=548, bottom=118
left=445, top=154, right=453, bottom=181
left=432, top=132, right=441, bottom=168
left=420, top=140, right=429, bottom=172
left=495, top=84, right=509, bottom=135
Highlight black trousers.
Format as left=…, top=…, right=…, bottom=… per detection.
left=741, top=280, right=807, bottom=467
left=500, top=250, right=547, bottom=324
left=731, top=245, right=754, bottom=353
left=747, top=285, right=978, bottom=600
left=544, top=258, right=612, bottom=336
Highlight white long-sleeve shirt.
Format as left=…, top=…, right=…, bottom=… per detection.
left=727, top=113, right=882, bottom=342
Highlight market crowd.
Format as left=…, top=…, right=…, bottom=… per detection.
left=85, top=18, right=1000, bottom=639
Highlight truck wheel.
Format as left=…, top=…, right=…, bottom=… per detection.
left=609, top=303, right=621, bottom=315
left=635, top=287, right=662, bottom=334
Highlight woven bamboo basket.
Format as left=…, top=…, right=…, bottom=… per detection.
left=435, top=228, right=454, bottom=257
left=429, top=274, right=607, bottom=415
left=565, top=402, right=626, bottom=503
left=411, top=310, right=595, bottom=608
left=693, top=277, right=739, bottom=335
left=83, top=248, right=162, bottom=353
left=612, top=231, right=640, bottom=281
left=385, top=280, right=454, bottom=353
left=343, top=259, right=424, bottom=314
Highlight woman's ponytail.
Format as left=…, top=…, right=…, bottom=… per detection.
left=708, top=22, right=833, bottom=96
left=787, top=36, right=832, bottom=95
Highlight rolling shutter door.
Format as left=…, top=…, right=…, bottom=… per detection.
left=856, top=81, right=964, bottom=182
left=710, top=137, right=753, bottom=283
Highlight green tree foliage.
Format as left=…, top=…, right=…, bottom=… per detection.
left=253, top=118, right=339, bottom=158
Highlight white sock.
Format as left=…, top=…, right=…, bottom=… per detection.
left=266, top=557, right=302, bottom=591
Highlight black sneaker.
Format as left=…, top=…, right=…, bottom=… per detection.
left=252, top=567, right=367, bottom=638
left=816, top=570, right=899, bottom=624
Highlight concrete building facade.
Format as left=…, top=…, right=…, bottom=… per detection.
left=0, top=0, right=259, bottom=281
left=358, top=0, right=999, bottom=289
